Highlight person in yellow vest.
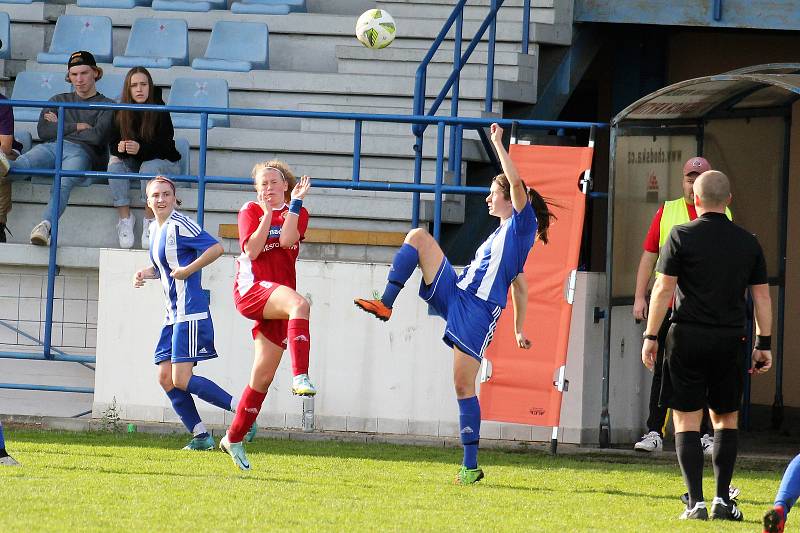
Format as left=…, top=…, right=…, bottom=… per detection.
left=633, top=157, right=733, bottom=454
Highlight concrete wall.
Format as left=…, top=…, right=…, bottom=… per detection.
left=88, top=251, right=651, bottom=444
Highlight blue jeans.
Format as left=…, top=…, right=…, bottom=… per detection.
left=9, top=141, right=92, bottom=223
left=108, top=157, right=181, bottom=207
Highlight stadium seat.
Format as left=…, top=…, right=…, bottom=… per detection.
left=113, top=18, right=189, bottom=69
left=0, top=13, right=10, bottom=60
left=151, top=0, right=226, bottom=12
left=0, top=0, right=33, bottom=5
left=11, top=71, right=72, bottom=122
left=191, top=21, right=269, bottom=72
left=37, top=16, right=113, bottom=64
left=14, top=130, right=32, bottom=153
left=231, top=0, right=305, bottom=15
left=96, top=73, right=125, bottom=100
left=77, top=0, right=151, bottom=8
left=167, top=77, right=229, bottom=129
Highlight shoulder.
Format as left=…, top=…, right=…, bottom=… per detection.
left=170, top=211, right=202, bottom=236
left=50, top=93, right=70, bottom=102
left=239, top=201, right=259, bottom=213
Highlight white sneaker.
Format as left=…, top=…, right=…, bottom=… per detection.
left=701, top=433, right=714, bottom=456
left=117, top=214, right=135, bottom=249
left=141, top=217, right=154, bottom=249
left=30, top=220, right=51, bottom=246
left=634, top=430, right=663, bottom=452
left=0, top=455, right=20, bottom=466
left=0, top=151, right=10, bottom=177
left=291, top=373, right=317, bottom=396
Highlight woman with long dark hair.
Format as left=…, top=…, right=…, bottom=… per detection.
left=109, top=67, right=181, bottom=249
left=354, top=123, right=555, bottom=484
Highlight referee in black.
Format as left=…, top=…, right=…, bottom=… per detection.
left=641, top=170, right=773, bottom=522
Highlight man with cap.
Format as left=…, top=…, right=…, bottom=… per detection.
left=632, top=156, right=732, bottom=454
left=0, top=50, right=113, bottom=245
left=0, top=38, right=24, bottom=244
left=642, top=170, right=772, bottom=521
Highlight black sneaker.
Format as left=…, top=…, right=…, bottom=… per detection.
left=682, top=485, right=740, bottom=506
left=679, top=502, right=708, bottom=520
left=711, top=497, right=743, bottom=521
left=0, top=222, right=8, bottom=243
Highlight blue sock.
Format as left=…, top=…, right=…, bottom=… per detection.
left=166, top=388, right=202, bottom=434
left=776, top=453, right=800, bottom=513
left=381, top=243, right=419, bottom=308
left=186, top=375, right=234, bottom=412
left=0, top=421, right=6, bottom=451
left=458, top=396, right=481, bottom=469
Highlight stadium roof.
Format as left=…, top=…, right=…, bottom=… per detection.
left=613, top=63, right=800, bottom=125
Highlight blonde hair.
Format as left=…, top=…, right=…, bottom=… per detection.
left=251, top=160, right=295, bottom=203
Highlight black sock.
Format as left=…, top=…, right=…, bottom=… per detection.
left=713, top=428, right=738, bottom=503
left=195, top=432, right=209, bottom=439
left=0, top=448, right=8, bottom=458
left=675, top=431, right=704, bottom=507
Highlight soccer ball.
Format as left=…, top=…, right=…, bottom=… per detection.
left=355, top=9, right=396, bottom=50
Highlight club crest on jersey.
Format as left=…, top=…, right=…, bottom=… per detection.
left=168, top=235, right=176, bottom=246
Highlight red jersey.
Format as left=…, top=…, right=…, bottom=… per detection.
left=234, top=201, right=309, bottom=297
left=642, top=201, right=697, bottom=253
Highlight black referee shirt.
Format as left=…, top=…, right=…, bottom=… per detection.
left=656, top=212, right=768, bottom=328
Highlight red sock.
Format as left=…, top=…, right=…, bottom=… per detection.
left=287, top=318, right=310, bottom=376
left=227, top=385, right=266, bottom=443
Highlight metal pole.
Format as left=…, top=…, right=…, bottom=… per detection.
left=772, top=115, right=790, bottom=430
left=454, top=124, right=464, bottom=186
left=485, top=0, right=499, bottom=113
left=197, top=112, right=209, bottom=228
left=433, top=121, right=446, bottom=240
left=43, top=106, right=67, bottom=360
left=522, top=0, right=531, bottom=55
left=448, top=10, right=463, bottom=173
left=599, top=126, right=617, bottom=448
left=353, top=120, right=362, bottom=183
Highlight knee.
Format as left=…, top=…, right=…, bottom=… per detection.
left=157, top=373, right=174, bottom=391
left=172, top=373, right=190, bottom=391
left=453, top=380, right=474, bottom=399
left=405, top=228, right=430, bottom=247
left=290, top=295, right=310, bottom=318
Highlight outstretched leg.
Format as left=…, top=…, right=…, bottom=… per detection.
left=355, top=228, right=445, bottom=320
left=172, top=362, right=237, bottom=413
left=764, top=453, right=800, bottom=532
left=157, top=361, right=212, bottom=450
left=0, top=421, right=20, bottom=466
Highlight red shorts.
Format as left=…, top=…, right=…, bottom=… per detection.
left=234, top=281, right=288, bottom=349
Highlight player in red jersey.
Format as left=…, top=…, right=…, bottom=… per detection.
left=220, top=160, right=314, bottom=470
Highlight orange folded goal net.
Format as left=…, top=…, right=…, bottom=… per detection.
left=479, top=143, right=594, bottom=440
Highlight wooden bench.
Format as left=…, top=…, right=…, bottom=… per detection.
left=218, top=224, right=406, bottom=247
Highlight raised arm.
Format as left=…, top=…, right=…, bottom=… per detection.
left=490, top=123, right=528, bottom=213
left=279, top=175, right=311, bottom=248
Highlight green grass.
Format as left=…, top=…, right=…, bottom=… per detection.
left=0, top=430, right=783, bottom=532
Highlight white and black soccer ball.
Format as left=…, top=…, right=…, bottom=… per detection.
left=355, top=9, right=397, bottom=50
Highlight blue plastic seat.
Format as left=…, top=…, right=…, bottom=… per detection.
left=11, top=72, right=72, bottom=122
left=192, top=21, right=268, bottom=72
left=37, top=16, right=113, bottom=64
left=152, top=0, right=225, bottom=12
left=77, top=0, right=151, bottom=8
left=113, top=18, right=189, bottom=69
left=95, top=73, right=126, bottom=101
left=231, top=0, right=305, bottom=14
left=167, top=77, right=229, bottom=129
left=0, top=0, right=34, bottom=5
left=0, top=13, right=10, bottom=60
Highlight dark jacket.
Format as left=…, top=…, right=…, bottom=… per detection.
left=39, top=91, right=114, bottom=170
left=109, top=95, right=181, bottom=163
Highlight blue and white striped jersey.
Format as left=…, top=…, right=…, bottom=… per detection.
left=456, top=202, right=538, bottom=308
left=149, top=210, right=219, bottom=324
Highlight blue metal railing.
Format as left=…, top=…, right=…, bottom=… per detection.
left=0, top=98, right=604, bottom=397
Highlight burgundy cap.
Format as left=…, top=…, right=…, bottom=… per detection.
left=683, top=156, right=711, bottom=176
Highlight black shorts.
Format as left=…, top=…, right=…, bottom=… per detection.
left=659, top=322, right=747, bottom=414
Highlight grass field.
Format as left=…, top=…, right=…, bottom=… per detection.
left=0, top=429, right=784, bottom=532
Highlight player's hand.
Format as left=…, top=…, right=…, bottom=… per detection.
left=641, top=339, right=658, bottom=371
left=490, top=123, right=504, bottom=145
left=515, top=331, right=532, bottom=349
left=170, top=267, right=191, bottom=280
left=633, top=296, right=648, bottom=320
left=125, top=140, right=140, bottom=155
left=76, top=122, right=92, bottom=132
left=751, top=349, right=772, bottom=374
left=256, top=190, right=272, bottom=216
left=133, top=270, right=147, bottom=288
left=44, top=111, right=58, bottom=123
left=291, top=175, right=311, bottom=201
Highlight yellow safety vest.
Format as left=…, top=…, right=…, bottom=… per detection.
left=656, top=199, right=732, bottom=277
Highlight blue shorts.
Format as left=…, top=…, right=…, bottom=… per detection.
left=419, top=258, right=502, bottom=361
left=154, top=316, right=218, bottom=365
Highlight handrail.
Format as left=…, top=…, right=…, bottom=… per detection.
left=0, top=97, right=604, bottom=396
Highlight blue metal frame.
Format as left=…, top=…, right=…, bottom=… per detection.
left=0, top=97, right=604, bottom=398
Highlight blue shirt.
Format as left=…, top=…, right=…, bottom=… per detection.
left=149, top=211, right=219, bottom=324
left=456, top=201, right=538, bottom=308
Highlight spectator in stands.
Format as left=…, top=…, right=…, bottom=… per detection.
left=108, top=67, right=181, bottom=249
left=0, top=50, right=114, bottom=246
left=0, top=71, right=24, bottom=243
